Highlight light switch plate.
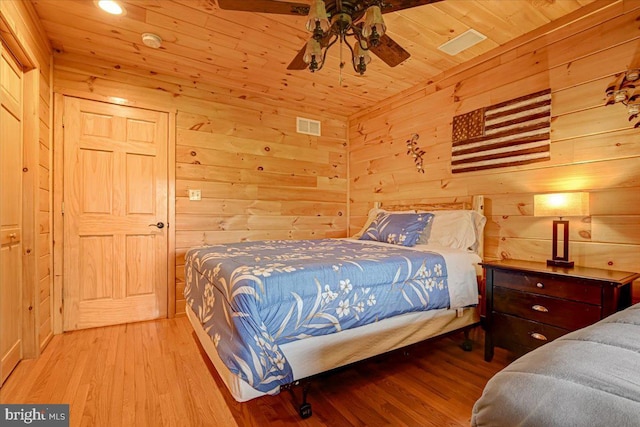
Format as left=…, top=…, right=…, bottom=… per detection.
left=188, top=189, right=201, bottom=201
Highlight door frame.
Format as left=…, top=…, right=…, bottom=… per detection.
left=52, top=93, right=176, bottom=334
left=0, top=13, right=41, bottom=359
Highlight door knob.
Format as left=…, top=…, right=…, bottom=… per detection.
left=149, top=222, right=165, bottom=229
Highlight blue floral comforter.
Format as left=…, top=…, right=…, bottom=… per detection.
left=185, top=239, right=450, bottom=394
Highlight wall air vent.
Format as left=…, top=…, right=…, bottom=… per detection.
left=296, top=117, right=321, bottom=136
left=438, top=29, right=487, bottom=56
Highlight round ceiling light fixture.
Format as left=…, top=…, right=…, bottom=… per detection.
left=97, top=0, right=125, bottom=15
left=141, top=33, right=163, bottom=49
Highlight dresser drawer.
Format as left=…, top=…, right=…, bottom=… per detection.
left=493, top=286, right=601, bottom=330
left=492, top=313, right=569, bottom=354
left=493, top=269, right=601, bottom=305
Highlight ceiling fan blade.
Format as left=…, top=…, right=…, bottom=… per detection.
left=382, top=0, right=444, bottom=14
left=217, top=0, right=310, bottom=15
left=369, top=34, right=411, bottom=67
left=287, top=44, right=309, bottom=70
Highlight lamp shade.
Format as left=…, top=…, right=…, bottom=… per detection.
left=303, top=38, right=323, bottom=65
left=362, top=5, right=386, bottom=38
left=353, top=41, right=371, bottom=65
left=306, top=0, right=329, bottom=33
left=533, top=192, right=589, bottom=217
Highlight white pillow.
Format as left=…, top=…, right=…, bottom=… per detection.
left=352, top=207, right=416, bottom=239
left=418, top=210, right=486, bottom=251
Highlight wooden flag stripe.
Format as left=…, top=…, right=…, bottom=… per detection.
left=485, top=99, right=551, bottom=124
left=452, top=121, right=550, bottom=149
left=452, top=133, right=550, bottom=159
left=484, top=111, right=551, bottom=134
left=452, top=153, right=550, bottom=173
left=485, top=88, right=551, bottom=113
left=452, top=142, right=550, bottom=165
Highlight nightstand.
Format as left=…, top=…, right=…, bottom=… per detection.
left=483, top=259, right=639, bottom=362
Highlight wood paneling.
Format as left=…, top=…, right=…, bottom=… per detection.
left=51, top=67, right=347, bottom=316
left=18, top=0, right=636, bottom=330
left=174, top=102, right=348, bottom=313
left=29, top=0, right=602, bottom=118
left=0, top=0, right=53, bottom=360
left=349, top=3, right=640, bottom=302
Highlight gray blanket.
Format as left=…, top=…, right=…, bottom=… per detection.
left=471, top=303, right=640, bottom=427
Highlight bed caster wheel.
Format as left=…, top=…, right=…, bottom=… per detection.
left=299, top=403, right=312, bottom=419
left=461, top=340, right=473, bottom=352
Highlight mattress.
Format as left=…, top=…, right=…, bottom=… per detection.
left=185, top=239, right=481, bottom=401
left=471, top=303, right=640, bottom=427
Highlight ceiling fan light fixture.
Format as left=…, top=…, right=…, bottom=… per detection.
left=217, top=0, right=438, bottom=76
left=306, top=0, right=330, bottom=33
left=303, top=38, right=323, bottom=71
left=353, top=40, right=371, bottom=75
left=362, top=5, right=386, bottom=39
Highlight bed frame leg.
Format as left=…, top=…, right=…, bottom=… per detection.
left=461, top=328, right=473, bottom=352
left=283, top=380, right=312, bottom=419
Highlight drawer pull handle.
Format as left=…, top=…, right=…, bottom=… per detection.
left=531, top=332, right=548, bottom=341
left=532, top=305, right=549, bottom=313
left=536, top=282, right=544, bottom=289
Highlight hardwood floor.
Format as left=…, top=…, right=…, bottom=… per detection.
left=0, top=317, right=512, bottom=426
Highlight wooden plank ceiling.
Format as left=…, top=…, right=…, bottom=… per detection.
left=31, top=0, right=597, bottom=117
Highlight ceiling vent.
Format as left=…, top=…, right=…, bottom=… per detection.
left=438, top=29, right=487, bottom=56
left=296, top=117, right=321, bottom=136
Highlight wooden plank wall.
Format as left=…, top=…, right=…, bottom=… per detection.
left=173, top=104, right=348, bottom=314
left=0, top=0, right=53, bottom=352
left=348, top=1, right=640, bottom=301
left=52, top=71, right=348, bottom=316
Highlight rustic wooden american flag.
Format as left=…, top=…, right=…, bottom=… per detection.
left=451, top=89, right=552, bottom=173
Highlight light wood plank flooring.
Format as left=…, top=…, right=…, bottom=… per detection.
left=0, top=318, right=512, bottom=426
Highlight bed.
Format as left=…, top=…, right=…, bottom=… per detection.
left=471, top=302, right=640, bottom=427
left=185, top=196, right=486, bottom=417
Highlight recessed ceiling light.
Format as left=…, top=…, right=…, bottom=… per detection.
left=97, top=0, right=125, bottom=15
left=438, top=29, right=487, bottom=56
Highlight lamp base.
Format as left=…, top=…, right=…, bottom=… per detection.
left=546, top=259, right=574, bottom=268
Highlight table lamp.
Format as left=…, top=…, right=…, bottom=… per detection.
left=533, top=192, right=589, bottom=268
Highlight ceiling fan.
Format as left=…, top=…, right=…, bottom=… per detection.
left=217, top=0, right=443, bottom=75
